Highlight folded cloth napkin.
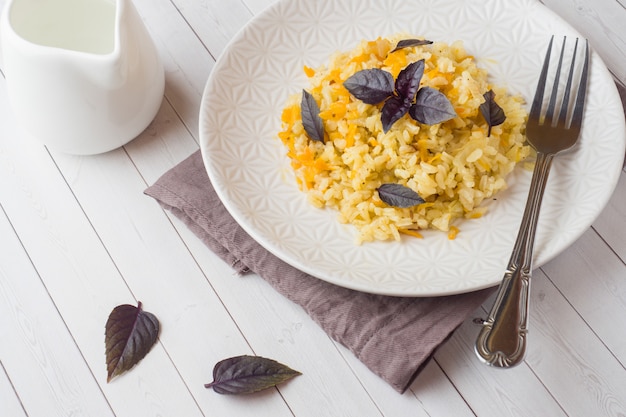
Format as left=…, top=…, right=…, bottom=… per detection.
left=144, top=150, right=493, bottom=393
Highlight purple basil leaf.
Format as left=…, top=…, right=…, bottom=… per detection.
left=204, top=355, right=301, bottom=395
left=343, top=68, right=394, bottom=104
left=300, top=89, right=325, bottom=142
left=391, top=39, right=433, bottom=53
left=479, top=89, right=506, bottom=137
left=395, top=60, right=424, bottom=102
left=377, top=183, right=425, bottom=208
left=105, top=301, right=160, bottom=383
left=409, top=87, right=457, bottom=125
left=381, top=96, right=412, bottom=132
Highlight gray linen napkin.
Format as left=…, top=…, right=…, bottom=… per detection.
left=144, top=150, right=493, bottom=393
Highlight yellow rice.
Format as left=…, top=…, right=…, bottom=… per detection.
left=278, top=34, right=530, bottom=244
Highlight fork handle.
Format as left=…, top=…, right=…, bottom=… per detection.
left=475, top=152, right=554, bottom=367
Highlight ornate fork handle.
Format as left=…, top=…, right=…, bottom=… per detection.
left=475, top=152, right=554, bottom=367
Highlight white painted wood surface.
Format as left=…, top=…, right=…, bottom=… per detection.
left=1, top=0, right=626, bottom=416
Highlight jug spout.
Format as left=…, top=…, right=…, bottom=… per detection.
left=78, top=0, right=157, bottom=90
left=0, top=0, right=165, bottom=155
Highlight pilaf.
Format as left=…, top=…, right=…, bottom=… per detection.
left=278, top=34, right=531, bottom=244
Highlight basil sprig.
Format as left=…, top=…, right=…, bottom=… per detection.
left=344, top=59, right=456, bottom=132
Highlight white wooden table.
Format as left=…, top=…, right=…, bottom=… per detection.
left=2, top=0, right=626, bottom=416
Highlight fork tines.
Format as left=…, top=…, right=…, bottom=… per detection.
left=530, top=35, right=590, bottom=130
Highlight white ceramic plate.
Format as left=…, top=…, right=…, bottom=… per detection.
left=199, top=0, right=625, bottom=296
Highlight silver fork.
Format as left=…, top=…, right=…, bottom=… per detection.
left=474, top=36, right=590, bottom=368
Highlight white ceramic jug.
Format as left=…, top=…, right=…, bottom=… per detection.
left=0, top=0, right=165, bottom=155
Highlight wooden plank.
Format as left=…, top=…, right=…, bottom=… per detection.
left=333, top=345, right=434, bottom=417
left=593, top=172, right=626, bottom=262
left=0, top=362, right=27, bottom=417
left=0, top=208, right=113, bottom=417
left=170, top=0, right=253, bottom=58
left=327, top=336, right=476, bottom=417
left=130, top=0, right=217, bottom=137
left=540, top=0, right=626, bottom=84
left=409, top=360, right=476, bottom=417
left=434, top=303, right=568, bottom=417
left=529, top=267, right=626, bottom=416
left=241, top=0, right=276, bottom=15
left=541, top=227, right=626, bottom=365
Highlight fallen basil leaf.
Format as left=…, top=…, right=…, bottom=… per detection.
left=381, top=96, right=411, bottom=133
left=409, top=86, right=457, bottom=125
left=343, top=68, right=394, bottom=104
left=105, top=301, right=159, bottom=382
left=301, top=89, right=325, bottom=142
left=395, top=59, right=424, bottom=102
left=391, top=39, right=433, bottom=53
left=377, top=183, right=425, bottom=208
left=204, top=355, right=301, bottom=395
left=479, top=89, right=506, bottom=137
